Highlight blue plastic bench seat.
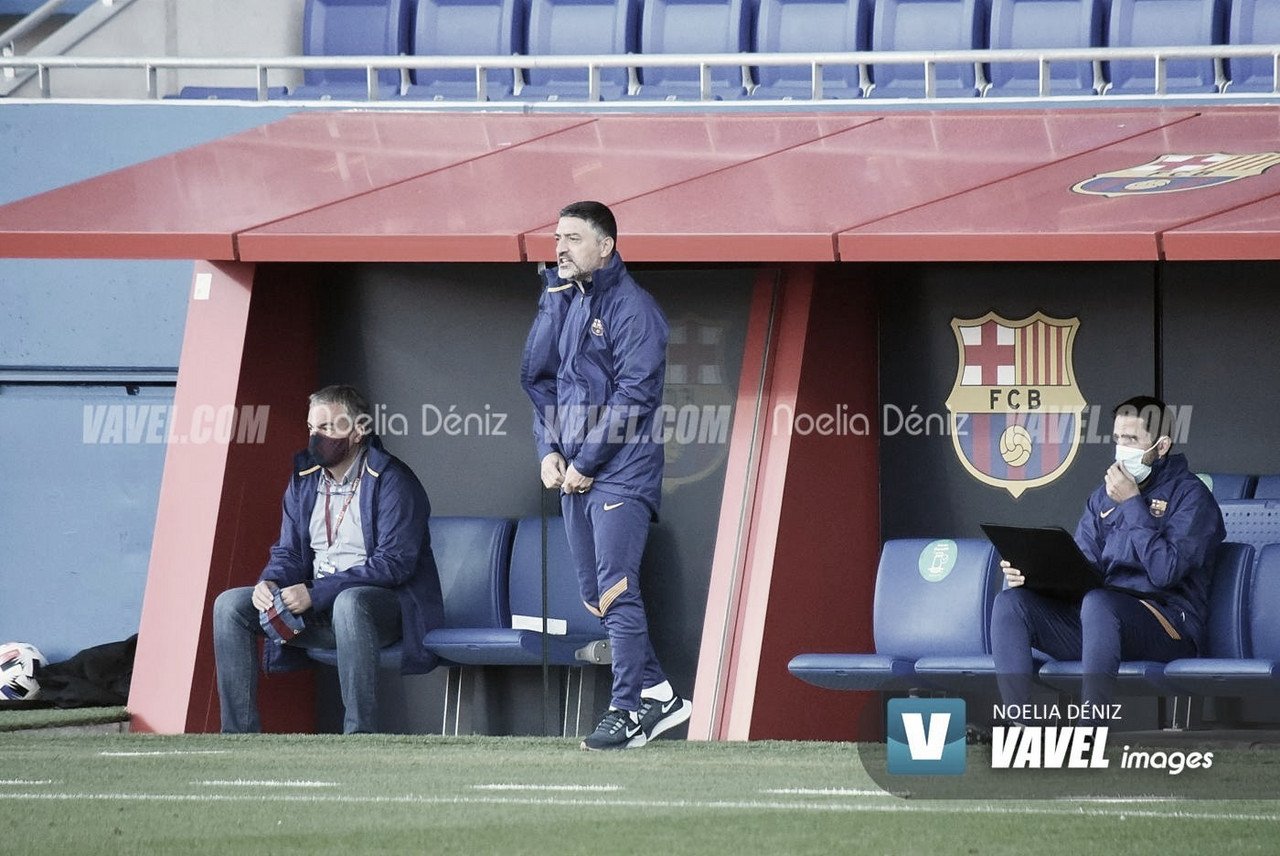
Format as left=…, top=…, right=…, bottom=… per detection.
left=788, top=538, right=1002, bottom=692
left=423, top=515, right=605, bottom=667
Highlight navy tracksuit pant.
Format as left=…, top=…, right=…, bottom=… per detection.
left=991, top=587, right=1196, bottom=719
left=562, top=490, right=667, bottom=712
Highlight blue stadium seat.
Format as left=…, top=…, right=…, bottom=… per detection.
left=173, top=87, right=290, bottom=101
left=631, top=0, right=751, bottom=99
left=515, top=0, right=639, bottom=101
left=788, top=539, right=1002, bottom=692
left=404, top=0, right=525, bottom=100
left=309, top=515, right=516, bottom=670
left=1105, top=0, right=1227, bottom=94
left=1036, top=543, right=1254, bottom=698
left=292, top=0, right=413, bottom=98
left=1196, top=472, right=1257, bottom=501
left=1164, top=542, right=1275, bottom=696
left=749, top=0, right=871, bottom=100
left=986, top=0, right=1103, bottom=96
left=869, top=0, right=985, bottom=98
left=1253, top=474, right=1280, bottom=498
left=1218, top=499, right=1280, bottom=565
left=1226, top=0, right=1280, bottom=92
left=422, top=515, right=604, bottom=666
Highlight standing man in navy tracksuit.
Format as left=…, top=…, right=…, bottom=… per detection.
left=520, top=201, right=692, bottom=750
left=992, top=396, right=1225, bottom=721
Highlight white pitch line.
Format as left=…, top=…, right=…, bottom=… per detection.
left=195, top=780, right=339, bottom=788
left=0, top=779, right=56, bottom=786
left=472, top=784, right=622, bottom=792
left=762, top=788, right=892, bottom=797
left=3, top=791, right=1280, bottom=822
left=99, top=750, right=230, bottom=757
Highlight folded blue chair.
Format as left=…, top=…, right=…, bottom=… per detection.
left=869, top=0, right=985, bottom=98
left=1036, top=542, right=1254, bottom=699
left=1226, top=0, right=1280, bottom=92
left=631, top=0, right=751, bottom=99
left=749, top=0, right=870, bottom=100
left=986, top=0, right=1104, bottom=96
left=1252, top=474, right=1280, bottom=499
left=788, top=539, right=1002, bottom=692
left=422, top=515, right=604, bottom=666
left=290, top=0, right=413, bottom=98
left=1197, top=472, right=1258, bottom=501
left=172, top=86, right=291, bottom=100
left=404, top=0, right=525, bottom=100
left=1165, top=542, right=1277, bottom=696
left=308, top=515, right=515, bottom=670
left=1105, top=0, right=1227, bottom=94
left=1218, top=500, right=1280, bottom=566
left=515, top=0, right=639, bottom=101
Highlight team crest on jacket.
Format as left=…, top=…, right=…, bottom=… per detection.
left=1149, top=499, right=1168, bottom=518
left=591, top=318, right=605, bottom=337
left=1071, top=153, right=1280, bottom=197
left=945, top=312, right=1086, bottom=499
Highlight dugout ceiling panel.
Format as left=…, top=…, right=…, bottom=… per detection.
left=4, top=108, right=1279, bottom=264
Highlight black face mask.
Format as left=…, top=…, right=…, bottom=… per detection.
left=309, top=433, right=353, bottom=468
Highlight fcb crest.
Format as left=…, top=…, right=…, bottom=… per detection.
left=1072, top=153, right=1280, bottom=197
left=945, top=312, right=1086, bottom=498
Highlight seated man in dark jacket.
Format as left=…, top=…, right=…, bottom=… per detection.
left=212, top=385, right=442, bottom=733
left=992, top=395, right=1225, bottom=720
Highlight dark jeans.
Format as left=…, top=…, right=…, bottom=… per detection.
left=212, top=584, right=401, bottom=734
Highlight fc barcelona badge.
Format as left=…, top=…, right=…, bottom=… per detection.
left=1072, top=153, right=1280, bottom=197
left=945, top=312, right=1086, bottom=499
left=1149, top=499, right=1168, bottom=518
left=591, top=318, right=605, bottom=337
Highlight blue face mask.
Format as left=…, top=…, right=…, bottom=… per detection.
left=1115, top=440, right=1159, bottom=483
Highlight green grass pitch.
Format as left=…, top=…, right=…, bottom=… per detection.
left=2, top=732, right=1280, bottom=855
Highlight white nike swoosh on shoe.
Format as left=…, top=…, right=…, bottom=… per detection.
left=603, top=501, right=624, bottom=511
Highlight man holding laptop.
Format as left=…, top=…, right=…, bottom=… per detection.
left=990, top=396, right=1225, bottom=719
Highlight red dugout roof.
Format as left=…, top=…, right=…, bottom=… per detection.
left=1, top=107, right=1278, bottom=263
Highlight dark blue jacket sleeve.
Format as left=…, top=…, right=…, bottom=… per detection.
left=520, top=270, right=568, bottom=462
left=571, top=299, right=668, bottom=477
left=307, top=467, right=430, bottom=612
left=259, top=482, right=309, bottom=587
left=1115, top=486, right=1222, bottom=589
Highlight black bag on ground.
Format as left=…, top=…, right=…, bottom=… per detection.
left=37, top=635, right=137, bottom=708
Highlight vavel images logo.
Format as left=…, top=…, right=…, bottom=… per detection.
left=886, top=699, right=967, bottom=775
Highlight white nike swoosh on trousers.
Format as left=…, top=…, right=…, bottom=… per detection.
left=603, top=502, right=624, bottom=511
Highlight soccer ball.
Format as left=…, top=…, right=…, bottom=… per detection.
left=0, top=642, right=46, bottom=702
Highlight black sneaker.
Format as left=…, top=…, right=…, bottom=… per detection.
left=581, top=708, right=645, bottom=751
left=635, top=693, right=692, bottom=745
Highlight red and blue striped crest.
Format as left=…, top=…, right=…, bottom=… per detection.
left=944, top=313, right=1086, bottom=498
left=1072, top=153, right=1280, bottom=197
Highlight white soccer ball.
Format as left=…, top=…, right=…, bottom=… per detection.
left=0, top=642, right=46, bottom=702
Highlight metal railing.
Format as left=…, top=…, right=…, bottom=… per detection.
left=1, top=44, right=1278, bottom=103
left=1, top=0, right=139, bottom=95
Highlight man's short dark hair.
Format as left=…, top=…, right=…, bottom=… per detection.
left=1113, top=395, right=1175, bottom=441
left=310, top=384, right=373, bottom=434
left=559, top=200, right=617, bottom=244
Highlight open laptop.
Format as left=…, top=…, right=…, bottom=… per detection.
left=980, top=523, right=1104, bottom=600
